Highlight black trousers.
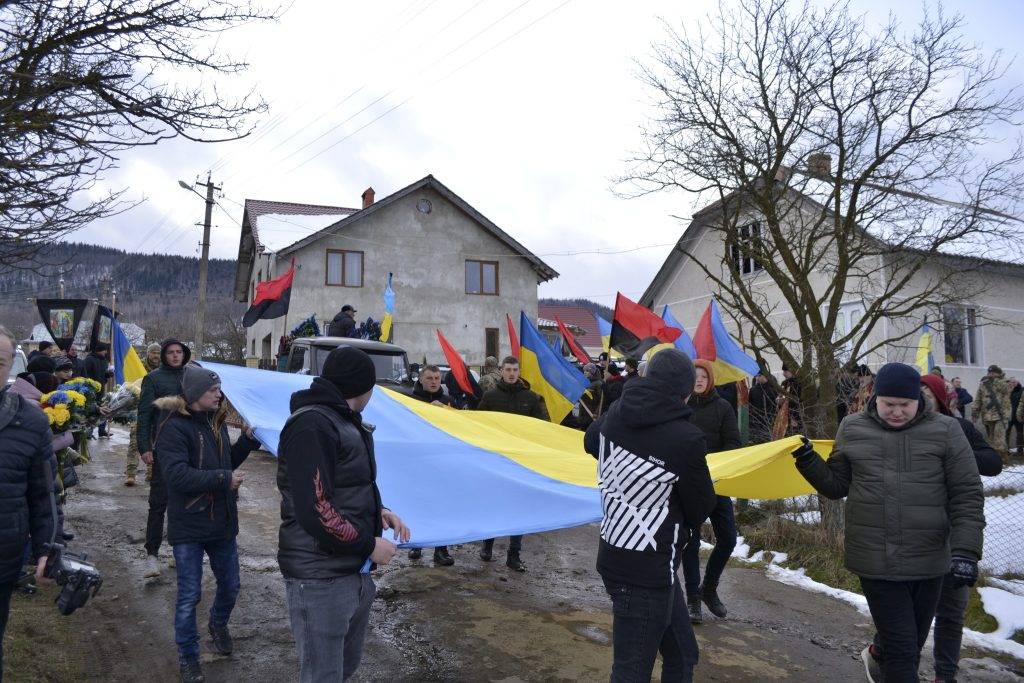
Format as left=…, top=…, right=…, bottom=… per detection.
left=1, top=580, right=13, bottom=679
left=860, top=575, right=943, bottom=683
left=145, top=457, right=168, bottom=557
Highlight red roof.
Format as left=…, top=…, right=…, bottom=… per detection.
left=537, top=305, right=601, bottom=349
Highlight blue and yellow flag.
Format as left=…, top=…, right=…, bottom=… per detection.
left=205, top=362, right=832, bottom=548
left=519, top=312, right=589, bottom=424
left=380, top=272, right=395, bottom=343
left=916, top=323, right=934, bottom=374
left=693, top=300, right=760, bottom=385
left=661, top=305, right=697, bottom=357
left=112, top=317, right=147, bottom=384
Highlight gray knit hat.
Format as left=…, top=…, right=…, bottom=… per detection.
left=182, top=365, right=221, bottom=404
left=647, top=348, right=696, bottom=398
left=147, top=342, right=162, bottom=354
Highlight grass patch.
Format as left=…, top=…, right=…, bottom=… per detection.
left=964, top=585, right=998, bottom=633
left=1012, top=630, right=1024, bottom=646
left=3, top=587, right=89, bottom=682
left=742, top=515, right=861, bottom=594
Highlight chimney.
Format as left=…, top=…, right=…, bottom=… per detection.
left=361, top=187, right=375, bottom=209
left=807, top=153, right=832, bottom=178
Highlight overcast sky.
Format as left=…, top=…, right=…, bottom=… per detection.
left=73, top=0, right=1022, bottom=307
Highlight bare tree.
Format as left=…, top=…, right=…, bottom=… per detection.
left=625, top=0, right=1024, bottom=535
left=0, top=0, right=278, bottom=275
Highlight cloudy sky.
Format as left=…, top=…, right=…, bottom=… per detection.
left=73, top=0, right=1021, bottom=307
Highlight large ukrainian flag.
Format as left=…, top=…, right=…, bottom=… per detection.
left=206, top=363, right=830, bottom=548
left=518, top=312, right=589, bottom=424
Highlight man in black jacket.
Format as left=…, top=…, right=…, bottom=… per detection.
left=747, top=372, right=778, bottom=443
left=0, top=325, right=60, bottom=673
left=327, top=304, right=358, bottom=338
left=278, top=346, right=410, bottom=683
left=137, top=338, right=191, bottom=579
left=407, top=365, right=455, bottom=566
left=584, top=348, right=716, bottom=682
left=155, top=366, right=261, bottom=683
left=83, top=343, right=112, bottom=437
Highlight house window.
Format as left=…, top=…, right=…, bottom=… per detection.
left=326, top=250, right=364, bottom=287
left=831, top=301, right=865, bottom=363
left=944, top=307, right=979, bottom=365
left=485, top=328, right=499, bottom=359
left=251, top=339, right=255, bottom=356
left=731, top=222, right=764, bottom=275
left=466, top=260, right=498, bottom=295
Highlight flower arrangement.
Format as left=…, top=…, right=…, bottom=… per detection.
left=57, top=377, right=103, bottom=425
left=102, top=379, right=143, bottom=421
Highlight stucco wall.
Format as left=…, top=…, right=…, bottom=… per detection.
left=245, top=187, right=541, bottom=367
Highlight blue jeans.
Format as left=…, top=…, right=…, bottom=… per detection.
left=285, top=573, right=376, bottom=683
left=681, top=495, right=737, bottom=595
left=603, top=578, right=697, bottom=682
left=172, top=538, right=240, bottom=663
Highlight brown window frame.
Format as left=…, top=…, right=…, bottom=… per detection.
left=485, top=327, right=499, bottom=359
left=325, top=249, right=365, bottom=288
left=465, top=259, right=499, bottom=296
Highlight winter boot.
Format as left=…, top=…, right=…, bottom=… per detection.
left=687, top=593, right=703, bottom=624
left=124, top=475, right=136, bottom=487
left=209, top=620, right=233, bottom=655
left=180, top=659, right=204, bottom=683
left=144, top=555, right=161, bottom=579
left=479, top=540, right=494, bottom=562
left=408, top=548, right=423, bottom=560
left=433, top=547, right=455, bottom=566
left=505, top=552, right=526, bottom=572
left=700, top=584, right=727, bottom=618
left=861, top=644, right=884, bottom=683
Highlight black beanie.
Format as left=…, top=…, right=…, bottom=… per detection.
left=322, top=346, right=376, bottom=399
left=874, top=363, right=921, bottom=400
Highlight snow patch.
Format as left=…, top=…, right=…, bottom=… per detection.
left=978, top=587, right=1024, bottom=640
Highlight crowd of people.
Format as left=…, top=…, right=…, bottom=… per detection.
left=0, top=322, right=1012, bottom=683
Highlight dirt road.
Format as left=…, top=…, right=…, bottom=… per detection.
left=13, top=427, right=1020, bottom=682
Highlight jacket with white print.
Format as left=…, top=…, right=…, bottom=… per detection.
left=584, top=376, right=716, bottom=588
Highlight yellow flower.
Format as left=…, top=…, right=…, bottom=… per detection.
left=40, top=392, right=55, bottom=404
left=65, top=390, right=86, bottom=407
left=51, top=405, right=71, bottom=427
left=43, top=406, right=56, bottom=426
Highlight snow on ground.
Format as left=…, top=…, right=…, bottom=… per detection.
left=983, top=465, right=1024, bottom=493
left=981, top=492, right=1024, bottom=575
left=978, top=587, right=1024, bottom=640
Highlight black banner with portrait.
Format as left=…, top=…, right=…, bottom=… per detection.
left=35, top=298, right=89, bottom=351
left=90, top=304, right=116, bottom=351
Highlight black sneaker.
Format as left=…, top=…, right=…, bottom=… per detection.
left=506, top=553, right=526, bottom=572
left=701, top=585, right=727, bottom=618
left=687, top=594, right=703, bottom=624
left=433, top=547, right=455, bottom=566
left=208, top=621, right=233, bottom=655
left=479, top=541, right=494, bottom=562
left=408, top=548, right=422, bottom=560
left=180, top=659, right=204, bottom=683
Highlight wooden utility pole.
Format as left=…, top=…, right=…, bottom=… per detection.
left=195, top=174, right=217, bottom=360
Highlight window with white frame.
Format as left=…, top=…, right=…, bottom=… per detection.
left=831, top=300, right=865, bottom=363
left=943, top=306, right=979, bottom=365
left=731, top=222, right=764, bottom=275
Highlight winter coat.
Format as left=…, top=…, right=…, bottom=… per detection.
left=796, top=397, right=985, bottom=581
left=277, top=377, right=384, bottom=579
left=602, top=376, right=625, bottom=406
left=82, top=352, right=110, bottom=386
left=477, top=379, right=549, bottom=420
left=1011, top=385, right=1023, bottom=427
left=575, top=380, right=605, bottom=430
left=972, top=375, right=1012, bottom=425
left=956, top=417, right=1003, bottom=477
left=411, top=382, right=452, bottom=406
left=687, top=389, right=742, bottom=453
left=477, top=370, right=501, bottom=396
left=748, top=382, right=779, bottom=442
left=584, top=376, right=716, bottom=588
left=8, top=378, right=74, bottom=452
left=955, top=387, right=973, bottom=412
left=327, top=312, right=357, bottom=338
left=136, top=339, right=192, bottom=454
left=0, top=389, right=60, bottom=584
left=154, top=397, right=260, bottom=545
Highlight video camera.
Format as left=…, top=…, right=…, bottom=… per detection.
left=42, top=542, right=103, bottom=616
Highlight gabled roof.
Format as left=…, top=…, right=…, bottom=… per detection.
left=233, top=175, right=558, bottom=301
left=537, top=304, right=599, bottom=347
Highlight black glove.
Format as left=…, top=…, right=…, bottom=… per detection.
left=948, top=556, right=979, bottom=588
left=790, top=436, right=816, bottom=464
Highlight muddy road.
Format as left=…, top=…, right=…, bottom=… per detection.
left=28, top=427, right=1018, bottom=682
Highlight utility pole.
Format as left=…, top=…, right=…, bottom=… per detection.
left=179, top=173, right=218, bottom=360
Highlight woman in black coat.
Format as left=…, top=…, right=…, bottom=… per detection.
left=682, top=359, right=741, bottom=624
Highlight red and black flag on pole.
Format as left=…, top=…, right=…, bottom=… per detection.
left=609, top=292, right=681, bottom=359
left=555, top=315, right=592, bottom=364
left=243, top=260, right=295, bottom=328
left=436, top=329, right=481, bottom=399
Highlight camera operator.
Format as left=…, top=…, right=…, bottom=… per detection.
left=0, top=325, right=61, bottom=672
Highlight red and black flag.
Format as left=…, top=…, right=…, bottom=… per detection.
left=436, top=329, right=481, bottom=399
left=243, top=261, right=295, bottom=328
left=610, top=292, right=681, bottom=359
left=555, top=315, right=592, bottom=364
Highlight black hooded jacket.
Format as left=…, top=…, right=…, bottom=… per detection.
left=687, top=388, right=742, bottom=453
left=412, top=382, right=451, bottom=406
left=137, top=339, right=192, bottom=454
left=277, top=378, right=384, bottom=579
left=584, top=377, right=716, bottom=588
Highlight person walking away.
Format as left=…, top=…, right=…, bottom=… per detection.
left=327, top=304, right=358, bottom=338
left=0, top=325, right=61, bottom=674
left=584, top=348, right=716, bottom=682
left=972, top=364, right=1012, bottom=456
left=792, top=363, right=984, bottom=683
left=1007, top=378, right=1023, bottom=455
left=155, top=366, right=261, bottom=683
left=861, top=373, right=1001, bottom=683
left=406, top=365, right=455, bottom=567
left=682, top=360, right=741, bottom=624
left=125, top=343, right=164, bottom=487
left=477, top=356, right=549, bottom=571
left=747, top=372, right=778, bottom=444
left=952, top=377, right=972, bottom=418
left=137, top=339, right=191, bottom=579
left=83, top=343, right=113, bottom=437
left=277, top=346, right=410, bottom=683
left=477, top=356, right=501, bottom=395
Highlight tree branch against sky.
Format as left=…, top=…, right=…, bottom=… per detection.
left=0, top=0, right=279, bottom=275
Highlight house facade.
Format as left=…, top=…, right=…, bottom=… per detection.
left=234, top=176, right=557, bottom=367
left=641, top=192, right=1024, bottom=390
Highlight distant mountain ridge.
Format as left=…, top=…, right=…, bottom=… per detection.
left=538, top=297, right=614, bottom=322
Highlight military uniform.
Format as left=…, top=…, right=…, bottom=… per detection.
left=125, top=353, right=163, bottom=483
left=973, top=373, right=1012, bottom=453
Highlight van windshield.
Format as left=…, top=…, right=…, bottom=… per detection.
left=311, top=346, right=408, bottom=383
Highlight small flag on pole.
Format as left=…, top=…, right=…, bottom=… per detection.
left=380, top=273, right=395, bottom=343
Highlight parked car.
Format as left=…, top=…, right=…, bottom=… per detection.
left=6, top=347, right=26, bottom=387
left=285, top=337, right=414, bottom=395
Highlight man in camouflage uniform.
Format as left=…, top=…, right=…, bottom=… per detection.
left=477, top=356, right=501, bottom=395
left=972, top=364, right=1013, bottom=454
left=124, top=343, right=163, bottom=486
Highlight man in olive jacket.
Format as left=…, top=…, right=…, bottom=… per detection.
left=793, top=363, right=984, bottom=683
